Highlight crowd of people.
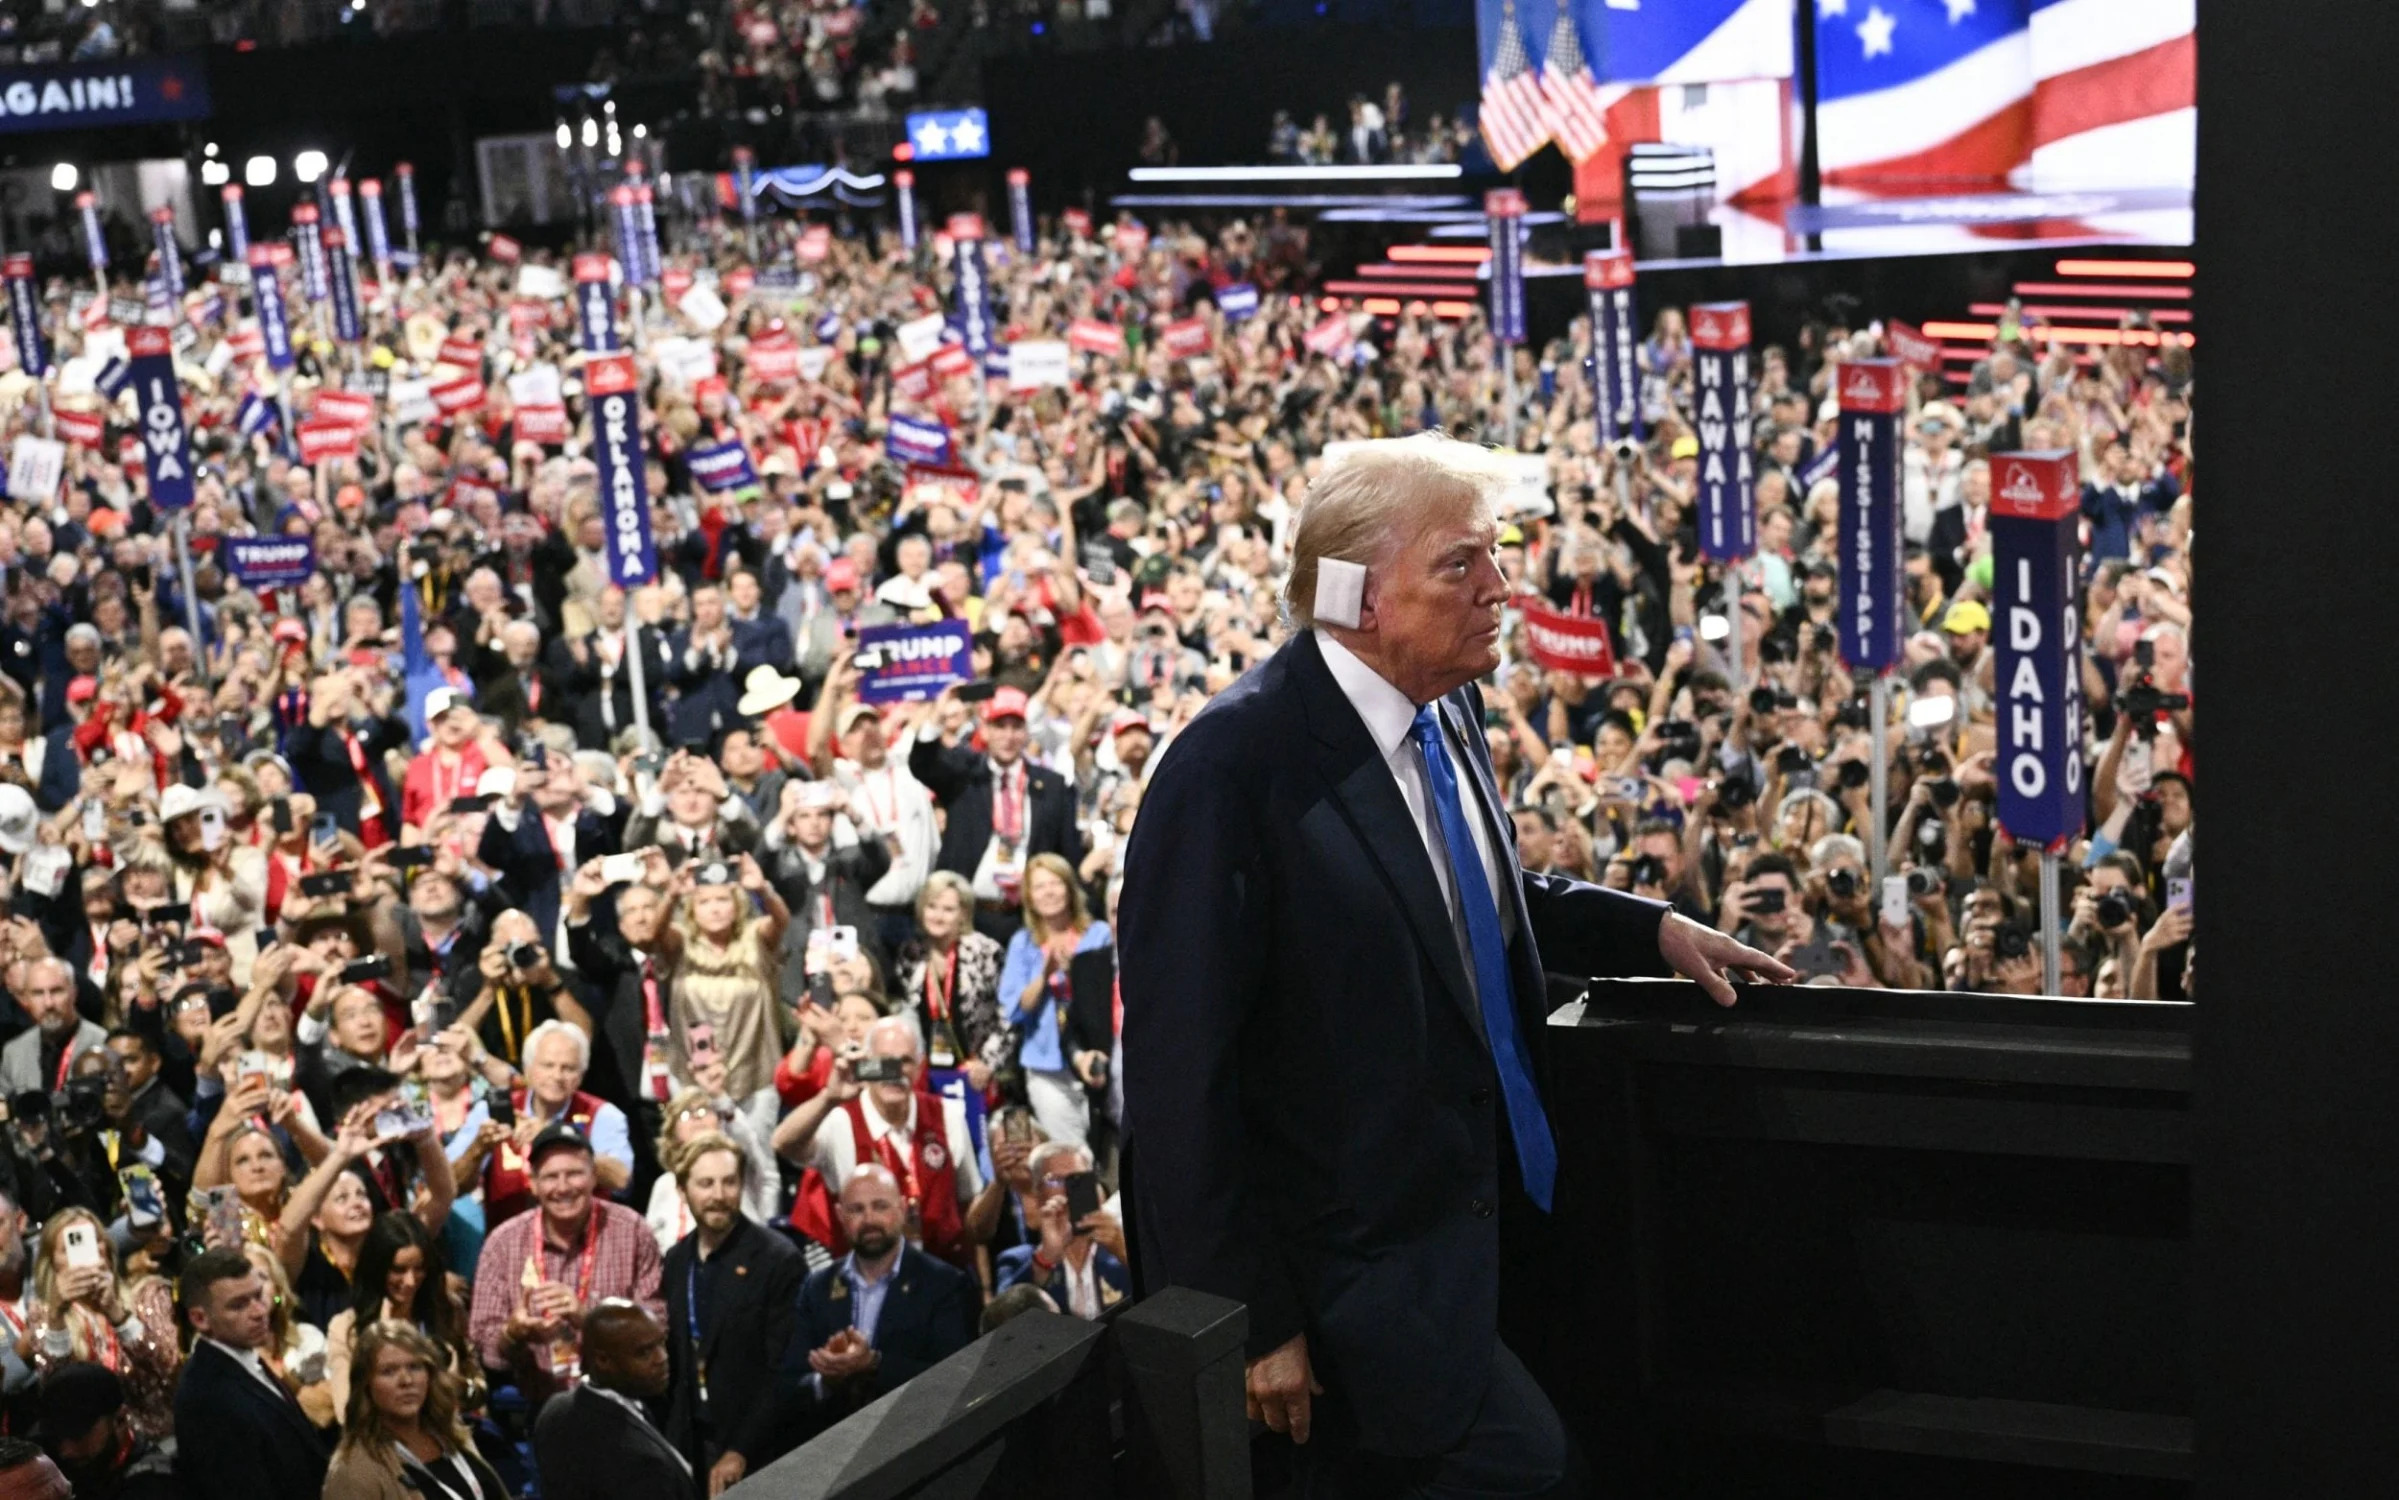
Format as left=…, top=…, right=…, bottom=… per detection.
left=1263, top=82, right=1482, bottom=167
left=0, top=176, right=2191, bottom=1497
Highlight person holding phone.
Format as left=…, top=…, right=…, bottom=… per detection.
left=287, top=669, right=408, bottom=849
left=996, top=855, right=1111, bottom=1149
left=18, top=1209, right=180, bottom=1444
left=666, top=855, right=789, bottom=1106
left=158, top=783, right=269, bottom=958
left=993, top=1140, right=1128, bottom=1320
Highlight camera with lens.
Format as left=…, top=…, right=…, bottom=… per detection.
left=1748, top=685, right=1778, bottom=717
left=1837, top=759, right=1871, bottom=791
left=1832, top=696, right=1871, bottom=731
left=1904, top=867, right=1944, bottom=898
left=54, top=1076, right=106, bottom=1133
left=1757, top=635, right=1792, bottom=667
left=1715, top=774, right=1757, bottom=811
left=1652, top=719, right=1703, bottom=765
left=2116, top=676, right=2190, bottom=734
left=1628, top=854, right=1667, bottom=889
left=1811, top=623, right=1838, bottom=656
left=1826, top=867, right=1860, bottom=901
left=1995, top=926, right=2032, bottom=962
left=1926, top=777, right=1961, bottom=809
left=2095, top=889, right=2135, bottom=929
left=509, top=942, right=545, bottom=971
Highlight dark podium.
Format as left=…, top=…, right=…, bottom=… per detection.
left=1522, top=978, right=2193, bottom=1500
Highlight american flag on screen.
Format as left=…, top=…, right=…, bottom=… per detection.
left=1539, top=3, right=1610, bottom=165
left=1815, top=0, right=2196, bottom=191
left=1479, top=0, right=1551, bottom=172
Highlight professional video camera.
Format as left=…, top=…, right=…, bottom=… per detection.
left=2117, top=640, right=2190, bottom=736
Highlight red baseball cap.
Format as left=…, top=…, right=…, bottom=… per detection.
left=824, top=559, right=861, bottom=593
left=66, top=675, right=98, bottom=705
left=982, top=686, right=1030, bottom=723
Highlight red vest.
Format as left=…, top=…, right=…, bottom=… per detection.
left=482, top=1088, right=608, bottom=1229
left=787, top=1091, right=970, bottom=1272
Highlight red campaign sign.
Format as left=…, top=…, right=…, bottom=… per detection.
left=487, top=235, right=522, bottom=263
left=227, top=325, right=264, bottom=359
left=891, top=360, right=934, bottom=401
left=55, top=409, right=105, bottom=448
left=1062, top=208, right=1092, bottom=240
left=514, top=403, right=570, bottom=445
left=724, top=266, right=756, bottom=300
left=1160, top=317, right=1212, bottom=359
left=314, top=390, right=375, bottom=429
left=1582, top=250, right=1634, bottom=291
left=1521, top=602, right=1621, bottom=678
left=1067, top=319, right=1124, bottom=357
left=1837, top=358, right=1907, bottom=414
left=1484, top=187, right=1528, bottom=218
left=266, top=242, right=295, bottom=269
left=572, top=253, right=613, bottom=284
left=508, top=302, right=546, bottom=334
left=748, top=338, right=799, bottom=382
left=438, top=336, right=482, bottom=368
left=945, top=213, right=986, bottom=242
left=663, top=268, right=695, bottom=304
left=297, top=419, right=361, bottom=465
left=1114, top=222, right=1149, bottom=257
left=797, top=225, right=831, bottom=263
left=1303, top=313, right=1353, bottom=355
left=1690, top=301, right=1751, bottom=350
left=928, top=344, right=975, bottom=378
left=430, top=377, right=486, bottom=415
left=1885, top=319, right=1942, bottom=369
left=904, top=463, right=980, bottom=507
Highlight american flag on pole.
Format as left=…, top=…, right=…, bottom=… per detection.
left=1479, top=0, right=1552, bottom=172
left=1540, top=3, right=1611, bottom=165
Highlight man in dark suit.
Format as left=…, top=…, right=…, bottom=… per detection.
left=908, top=686, right=1081, bottom=943
left=661, top=1137, right=804, bottom=1493
left=173, top=1248, right=334, bottom=1500
left=1119, top=436, right=1788, bottom=1498
left=478, top=752, right=619, bottom=948
left=477, top=619, right=577, bottom=745
left=533, top=1301, right=697, bottom=1500
left=284, top=667, right=408, bottom=844
left=778, top=1163, right=979, bottom=1440
left=553, top=585, right=674, bottom=752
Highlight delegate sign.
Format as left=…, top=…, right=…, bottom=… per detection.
left=855, top=620, right=973, bottom=704
left=0, top=56, right=210, bottom=135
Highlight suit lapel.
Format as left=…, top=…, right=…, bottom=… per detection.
left=1293, top=635, right=1479, bottom=1034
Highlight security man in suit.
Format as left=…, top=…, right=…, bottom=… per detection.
left=1120, top=435, right=1789, bottom=1498
left=533, top=1300, right=697, bottom=1500
left=908, top=686, right=1081, bottom=943
left=661, top=1134, right=804, bottom=1494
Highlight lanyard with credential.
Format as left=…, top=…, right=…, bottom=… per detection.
left=686, top=1257, right=710, bottom=1406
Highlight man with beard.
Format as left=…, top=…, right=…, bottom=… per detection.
left=36, top=1364, right=177, bottom=1500
left=0, top=959, right=105, bottom=1098
left=778, top=1164, right=977, bottom=1439
left=660, top=1137, right=803, bottom=1493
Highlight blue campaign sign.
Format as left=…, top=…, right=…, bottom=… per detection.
left=886, top=414, right=953, bottom=467
left=904, top=108, right=990, bottom=163
left=855, top=620, right=974, bottom=704
left=1690, top=300, right=1755, bottom=563
left=248, top=245, right=295, bottom=372
left=588, top=353, right=658, bottom=587
left=0, top=55, right=210, bottom=136
left=572, top=254, right=617, bottom=353
left=687, top=439, right=758, bottom=493
left=4, top=255, right=45, bottom=378
left=951, top=234, right=992, bottom=356
left=1989, top=451, right=2086, bottom=850
left=1835, top=359, right=1905, bottom=673
left=325, top=226, right=362, bottom=343
left=1216, top=282, right=1260, bottom=321
left=223, top=537, right=316, bottom=589
left=220, top=186, right=250, bottom=267
left=293, top=206, right=329, bottom=303
left=128, top=326, right=194, bottom=511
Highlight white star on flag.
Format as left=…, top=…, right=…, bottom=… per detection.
left=950, top=115, right=986, bottom=154
left=1818, top=0, right=1846, bottom=17
left=914, top=120, right=950, bottom=155
left=1943, top=0, right=1974, bottom=20
left=1858, top=5, right=1895, bottom=57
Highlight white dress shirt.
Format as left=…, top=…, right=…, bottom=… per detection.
left=1315, top=631, right=1520, bottom=977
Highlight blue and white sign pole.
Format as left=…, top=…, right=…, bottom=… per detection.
left=1485, top=188, right=1525, bottom=448
left=1838, top=357, right=1906, bottom=880
left=949, top=213, right=992, bottom=468
left=732, top=147, right=758, bottom=264
left=1987, top=449, right=2085, bottom=992
left=894, top=169, right=917, bottom=252
left=1691, top=299, right=1755, bottom=689
left=130, top=323, right=210, bottom=683
left=590, top=350, right=657, bottom=745
left=75, top=190, right=107, bottom=304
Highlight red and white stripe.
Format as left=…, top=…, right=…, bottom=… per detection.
left=1480, top=1, right=1552, bottom=172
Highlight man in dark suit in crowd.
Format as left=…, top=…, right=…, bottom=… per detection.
left=477, top=618, right=577, bottom=745
left=533, top=1301, right=696, bottom=1500
left=554, top=585, right=674, bottom=753
left=478, top=750, right=619, bottom=948
left=1120, top=436, right=1788, bottom=1498
left=565, top=863, right=678, bottom=1170
left=285, top=666, right=408, bottom=843
left=661, top=1137, right=804, bottom=1493
left=908, top=686, right=1081, bottom=942
left=173, top=1248, right=334, bottom=1500
left=779, top=1164, right=978, bottom=1440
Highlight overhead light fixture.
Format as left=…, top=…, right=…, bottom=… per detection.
left=632, top=124, right=647, bottom=140
left=556, top=121, right=572, bottom=150
left=201, top=159, right=231, bottom=186
left=50, top=163, right=75, bottom=191
left=293, top=149, right=328, bottom=184
left=245, top=155, right=278, bottom=187
left=204, top=141, right=219, bottom=157
left=581, top=118, right=599, bottom=148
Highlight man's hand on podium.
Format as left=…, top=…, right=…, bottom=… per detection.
left=1247, top=1331, right=1324, bottom=1444
left=1659, top=912, right=1795, bottom=1007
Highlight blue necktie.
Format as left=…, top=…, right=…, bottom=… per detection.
left=1409, top=706, right=1557, bottom=1211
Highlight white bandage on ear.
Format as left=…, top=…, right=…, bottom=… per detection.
left=1313, top=558, right=1366, bottom=629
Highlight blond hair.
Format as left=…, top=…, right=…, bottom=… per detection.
left=1280, top=433, right=1513, bottom=631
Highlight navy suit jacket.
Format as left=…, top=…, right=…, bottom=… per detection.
left=477, top=804, right=619, bottom=942
left=173, top=1339, right=334, bottom=1500
left=780, top=1249, right=979, bottom=1413
left=1117, top=631, right=1668, bottom=1457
